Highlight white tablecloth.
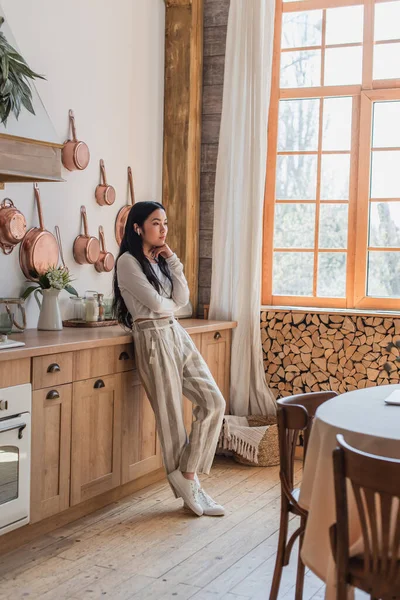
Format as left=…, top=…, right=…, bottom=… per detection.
left=299, top=385, right=400, bottom=599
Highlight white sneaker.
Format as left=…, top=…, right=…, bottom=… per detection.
left=168, top=469, right=203, bottom=516
left=184, top=475, right=225, bottom=516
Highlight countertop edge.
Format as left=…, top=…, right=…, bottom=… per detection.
left=0, top=320, right=238, bottom=362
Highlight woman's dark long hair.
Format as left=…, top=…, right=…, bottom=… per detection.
left=112, top=201, right=173, bottom=329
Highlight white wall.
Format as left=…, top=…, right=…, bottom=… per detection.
left=0, top=0, right=165, bottom=328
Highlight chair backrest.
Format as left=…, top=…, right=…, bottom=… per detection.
left=277, top=391, right=338, bottom=495
left=333, top=434, right=400, bottom=596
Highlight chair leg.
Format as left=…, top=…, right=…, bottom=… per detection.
left=269, top=502, right=289, bottom=600
left=294, top=516, right=306, bottom=600
left=336, top=581, right=347, bottom=600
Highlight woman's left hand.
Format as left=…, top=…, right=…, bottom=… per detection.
left=152, top=243, right=173, bottom=260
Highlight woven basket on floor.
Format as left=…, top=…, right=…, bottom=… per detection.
left=233, top=415, right=279, bottom=467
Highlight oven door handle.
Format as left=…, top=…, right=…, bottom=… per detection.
left=0, top=421, right=27, bottom=439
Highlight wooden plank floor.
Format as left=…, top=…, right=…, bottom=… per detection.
left=0, top=457, right=368, bottom=600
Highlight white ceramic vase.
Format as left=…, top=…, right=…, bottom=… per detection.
left=34, top=288, right=63, bottom=331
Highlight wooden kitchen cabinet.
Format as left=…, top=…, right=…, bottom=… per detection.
left=201, top=329, right=231, bottom=412
left=71, top=374, right=122, bottom=506
left=0, top=320, right=235, bottom=550
left=121, top=370, right=162, bottom=484
left=30, top=384, right=72, bottom=524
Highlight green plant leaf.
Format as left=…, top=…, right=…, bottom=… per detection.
left=65, top=285, right=78, bottom=297
left=22, top=285, right=39, bottom=300
left=0, top=18, right=46, bottom=124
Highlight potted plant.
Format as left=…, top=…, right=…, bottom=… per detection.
left=0, top=16, right=45, bottom=125
left=22, top=266, right=78, bottom=331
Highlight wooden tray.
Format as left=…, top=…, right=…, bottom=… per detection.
left=62, top=319, right=118, bottom=328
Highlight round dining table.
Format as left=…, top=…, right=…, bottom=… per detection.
left=299, top=384, right=400, bottom=600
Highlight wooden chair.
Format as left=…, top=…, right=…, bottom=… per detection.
left=269, top=390, right=338, bottom=600
left=330, top=434, right=400, bottom=600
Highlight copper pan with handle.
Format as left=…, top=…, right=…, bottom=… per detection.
left=95, top=226, right=115, bottom=273
left=0, top=198, right=27, bottom=255
left=73, top=206, right=100, bottom=265
left=19, top=184, right=59, bottom=281
left=95, top=160, right=116, bottom=206
left=62, top=110, right=90, bottom=171
left=115, top=166, right=135, bottom=246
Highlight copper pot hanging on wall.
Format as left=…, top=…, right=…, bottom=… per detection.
left=73, top=206, right=100, bottom=265
left=19, top=184, right=59, bottom=281
left=95, top=160, right=116, bottom=206
left=0, top=198, right=27, bottom=255
left=115, top=166, right=135, bottom=246
left=62, top=110, right=90, bottom=171
left=95, top=226, right=115, bottom=273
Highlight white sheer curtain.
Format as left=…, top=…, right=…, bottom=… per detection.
left=208, top=0, right=277, bottom=417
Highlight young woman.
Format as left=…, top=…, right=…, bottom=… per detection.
left=113, top=201, right=226, bottom=517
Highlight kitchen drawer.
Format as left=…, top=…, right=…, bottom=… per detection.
left=73, top=346, right=116, bottom=381
left=32, top=353, right=73, bottom=390
left=114, top=343, right=135, bottom=372
left=0, top=358, right=30, bottom=387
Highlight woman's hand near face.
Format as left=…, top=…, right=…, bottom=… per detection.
left=152, top=243, right=173, bottom=260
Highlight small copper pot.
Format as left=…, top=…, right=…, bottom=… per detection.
left=95, top=160, right=116, bottom=206
left=62, top=110, right=90, bottom=171
left=0, top=198, right=27, bottom=254
left=115, top=166, right=135, bottom=246
left=73, top=206, right=100, bottom=265
left=95, top=226, right=115, bottom=273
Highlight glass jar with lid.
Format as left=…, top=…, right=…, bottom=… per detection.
left=70, top=296, right=85, bottom=321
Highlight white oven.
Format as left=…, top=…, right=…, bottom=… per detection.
left=0, top=383, right=31, bottom=536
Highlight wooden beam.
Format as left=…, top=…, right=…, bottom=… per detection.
left=163, top=0, right=203, bottom=315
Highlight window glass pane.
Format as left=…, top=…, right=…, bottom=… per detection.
left=367, top=251, right=400, bottom=297
left=371, top=151, right=400, bottom=199
left=274, top=203, right=316, bottom=248
left=280, top=50, right=321, bottom=88
left=324, top=47, right=362, bottom=86
left=369, top=202, right=400, bottom=247
left=373, top=101, right=400, bottom=148
left=325, top=6, right=364, bottom=45
left=374, top=43, right=400, bottom=80
left=273, top=252, right=314, bottom=295
left=320, top=155, right=350, bottom=200
left=322, top=97, right=352, bottom=151
left=317, top=253, right=346, bottom=297
left=319, top=204, right=348, bottom=249
left=278, top=99, right=319, bottom=152
left=281, top=10, right=322, bottom=49
left=375, top=1, right=400, bottom=42
left=276, top=155, right=318, bottom=200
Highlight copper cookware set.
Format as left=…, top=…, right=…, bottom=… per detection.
left=2, top=109, right=135, bottom=281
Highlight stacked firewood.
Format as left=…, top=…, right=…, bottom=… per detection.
left=261, top=311, right=400, bottom=398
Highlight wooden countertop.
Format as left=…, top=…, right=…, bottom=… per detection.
left=0, top=319, right=237, bottom=361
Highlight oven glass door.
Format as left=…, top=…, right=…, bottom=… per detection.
left=0, top=414, right=31, bottom=531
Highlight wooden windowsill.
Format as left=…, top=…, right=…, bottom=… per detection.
left=260, top=305, right=400, bottom=318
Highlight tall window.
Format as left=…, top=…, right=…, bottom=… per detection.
left=262, top=0, right=400, bottom=310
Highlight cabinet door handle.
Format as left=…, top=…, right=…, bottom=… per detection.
left=46, top=390, right=60, bottom=400
left=94, top=379, right=105, bottom=389
left=214, top=331, right=221, bottom=340
left=119, top=351, right=130, bottom=361
left=47, top=363, right=61, bottom=373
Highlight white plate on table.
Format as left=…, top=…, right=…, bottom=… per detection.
left=384, top=390, right=400, bottom=406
